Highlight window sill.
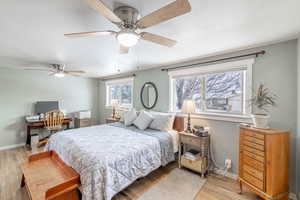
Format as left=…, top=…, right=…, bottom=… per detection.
left=105, top=106, right=132, bottom=110
left=176, top=112, right=253, bottom=123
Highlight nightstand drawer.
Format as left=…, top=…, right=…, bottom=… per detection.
left=181, top=156, right=206, bottom=174
left=106, top=118, right=120, bottom=124
left=180, top=135, right=200, bottom=146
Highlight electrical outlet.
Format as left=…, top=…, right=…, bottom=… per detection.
left=225, top=159, right=232, bottom=169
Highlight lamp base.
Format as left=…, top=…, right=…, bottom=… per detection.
left=185, top=113, right=193, bottom=133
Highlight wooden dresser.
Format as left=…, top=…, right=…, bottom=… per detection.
left=239, top=126, right=289, bottom=200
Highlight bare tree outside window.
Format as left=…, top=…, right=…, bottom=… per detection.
left=174, top=70, right=243, bottom=114
left=108, top=83, right=133, bottom=107
left=175, top=76, right=203, bottom=111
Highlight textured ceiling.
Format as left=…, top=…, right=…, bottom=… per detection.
left=0, top=0, right=300, bottom=77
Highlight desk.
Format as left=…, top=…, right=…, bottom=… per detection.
left=26, top=118, right=72, bottom=146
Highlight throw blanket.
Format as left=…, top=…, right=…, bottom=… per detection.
left=45, top=124, right=174, bottom=200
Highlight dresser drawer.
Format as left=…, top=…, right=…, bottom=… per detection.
left=180, top=135, right=200, bottom=146
left=243, top=140, right=264, bottom=151
left=242, top=145, right=265, bottom=157
left=243, top=150, right=264, bottom=163
left=244, top=135, right=264, bottom=146
left=243, top=155, right=264, bottom=171
left=243, top=172, right=264, bottom=190
left=243, top=164, right=264, bottom=180
left=244, top=130, right=265, bottom=140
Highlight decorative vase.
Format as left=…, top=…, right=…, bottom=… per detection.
left=251, top=114, right=270, bottom=129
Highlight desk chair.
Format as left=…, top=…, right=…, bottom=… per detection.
left=38, top=110, right=64, bottom=146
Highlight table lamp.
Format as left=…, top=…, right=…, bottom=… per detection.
left=182, top=99, right=196, bottom=133
left=111, top=99, right=119, bottom=119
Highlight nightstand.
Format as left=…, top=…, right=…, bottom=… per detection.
left=178, top=132, right=210, bottom=177
left=105, top=118, right=120, bottom=124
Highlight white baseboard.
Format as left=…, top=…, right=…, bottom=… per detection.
left=214, top=169, right=238, bottom=180
left=289, top=193, right=298, bottom=200
left=0, top=143, right=25, bottom=151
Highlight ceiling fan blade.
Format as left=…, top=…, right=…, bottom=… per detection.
left=64, top=30, right=116, bottom=38
left=136, top=0, right=191, bottom=29
left=140, top=32, right=177, bottom=47
left=119, top=45, right=129, bottom=54
left=84, top=0, right=122, bottom=24
left=64, top=70, right=86, bottom=74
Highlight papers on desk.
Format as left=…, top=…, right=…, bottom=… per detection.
left=26, top=114, right=72, bottom=122
left=25, top=115, right=40, bottom=122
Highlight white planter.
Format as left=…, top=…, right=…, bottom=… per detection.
left=251, top=114, right=270, bottom=129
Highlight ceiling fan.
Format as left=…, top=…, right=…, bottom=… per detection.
left=25, top=64, right=86, bottom=78
left=64, top=0, right=192, bottom=54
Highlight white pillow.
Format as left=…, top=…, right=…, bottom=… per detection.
left=123, top=109, right=137, bottom=126
left=133, top=111, right=154, bottom=130
left=149, top=112, right=175, bottom=131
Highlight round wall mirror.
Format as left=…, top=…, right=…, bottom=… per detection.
left=140, top=82, right=158, bottom=109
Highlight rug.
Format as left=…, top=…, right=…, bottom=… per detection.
left=138, top=168, right=206, bottom=200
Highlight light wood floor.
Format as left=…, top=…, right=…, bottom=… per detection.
left=0, top=147, right=262, bottom=200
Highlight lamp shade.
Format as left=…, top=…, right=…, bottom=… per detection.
left=111, top=99, right=119, bottom=107
left=181, top=99, right=196, bottom=114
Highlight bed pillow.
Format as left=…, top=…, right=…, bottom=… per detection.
left=149, top=112, right=175, bottom=131
left=123, top=108, right=137, bottom=126
left=133, top=111, right=154, bottom=130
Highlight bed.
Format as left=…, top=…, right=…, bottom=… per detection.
left=45, top=116, right=184, bottom=200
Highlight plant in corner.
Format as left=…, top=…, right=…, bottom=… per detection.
left=250, top=84, right=277, bottom=128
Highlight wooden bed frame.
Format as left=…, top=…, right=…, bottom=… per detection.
left=20, top=116, right=184, bottom=199
left=21, top=151, right=81, bottom=200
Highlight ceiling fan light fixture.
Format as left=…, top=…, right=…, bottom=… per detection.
left=117, top=31, right=140, bottom=47
left=54, top=71, right=65, bottom=78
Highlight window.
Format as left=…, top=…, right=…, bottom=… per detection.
left=169, top=59, right=253, bottom=118
left=106, top=77, right=134, bottom=108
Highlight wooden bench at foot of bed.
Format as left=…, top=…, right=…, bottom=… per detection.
left=20, top=151, right=81, bottom=200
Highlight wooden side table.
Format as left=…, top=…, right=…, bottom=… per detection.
left=106, top=118, right=120, bottom=124
left=21, top=151, right=80, bottom=200
left=178, top=132, right=210, bottom=177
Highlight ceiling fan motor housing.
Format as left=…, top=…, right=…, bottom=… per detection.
left=114, top=6, right=140, bottom=29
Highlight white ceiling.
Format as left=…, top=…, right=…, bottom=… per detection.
left=0, top=0, right=299, bottom=78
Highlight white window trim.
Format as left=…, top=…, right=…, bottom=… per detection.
left=105, top=77, right=134, bottom=109
left=169, top=58, right=254, bottom=123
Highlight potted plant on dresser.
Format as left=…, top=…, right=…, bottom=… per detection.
left=250, top=84, right=277, bottom=128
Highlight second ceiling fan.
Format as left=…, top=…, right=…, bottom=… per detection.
left=65, top=0, right=191, bottom=54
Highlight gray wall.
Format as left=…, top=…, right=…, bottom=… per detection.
left=0, top=68, right=99, bottom=148
left=297, top=38, right=300, bottom=198
left=99, top=39, right=298, bottom=193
